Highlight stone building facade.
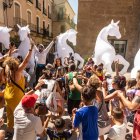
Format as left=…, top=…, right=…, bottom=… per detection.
left=77, top=0, right=140, bottom=67
left=52, top=0, right=76, bottom=37
left=1, top=0, right=53, bottom=46
left=0, top=1, right=4, bottom=26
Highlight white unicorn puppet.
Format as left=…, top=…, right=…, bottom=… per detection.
left=131, top=48, right=140, bottom=78
left=93, top=20, right=129, bottom=74
left=56, top=29, right=84, bottom=69
left=17, top=24, right=35, bottom=74
left=0, top=26, right=12, bottom=50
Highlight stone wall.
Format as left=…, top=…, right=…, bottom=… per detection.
left=77, top=0, right=140, bottom=67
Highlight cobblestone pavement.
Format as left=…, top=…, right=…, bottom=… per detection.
left=0, top=73, right=133, bottom=140
left=47, top=107, right=133, bottom=140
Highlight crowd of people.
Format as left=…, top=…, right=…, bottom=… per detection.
left=0, top=37, right=140, bottom=140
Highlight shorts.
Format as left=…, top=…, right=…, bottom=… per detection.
left=67, top=98, right=81, bottom=115
left=98, top=125, right=111, bottom=136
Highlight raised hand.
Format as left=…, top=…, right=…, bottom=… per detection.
left=29, top=38, right=35, bottom=50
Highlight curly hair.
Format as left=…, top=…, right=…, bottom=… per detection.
left=3, top=57, right=19, bottom=72
left=88, top=74, right=101, bottom=89
left=113, top=75, right=126, bottom=89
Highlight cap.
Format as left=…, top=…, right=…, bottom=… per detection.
left=22, top=94, right=38, bottom=108
left=45, top=63, right=54, bottom=69
left=105, top=72, right=111, bottom=77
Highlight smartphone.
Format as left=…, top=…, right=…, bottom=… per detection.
left=41, top=84, right=48, bottom=89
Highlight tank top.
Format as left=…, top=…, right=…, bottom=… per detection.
left=4, top=76, right=25, bottom=106
left=68, top=72, right=81, bottom=100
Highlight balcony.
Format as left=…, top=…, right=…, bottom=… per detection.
left=36, top=0, right=41, bottom=11
left=27, top=0, right=33, bottom=4
left=42, top=29, right=53, bottom=38
left=57, top=14, right=76, bottom=29
left=43, top=8, right=47, bottom=16
left=28, top=23, right=37, bottom=32
left=13, top=17, right=53, bottom=37
left=13, top=17, right=27, bottom=28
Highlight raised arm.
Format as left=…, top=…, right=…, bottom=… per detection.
left=34, top=44, right=39, bottom=52
left=73, top=77, right=82, bottom=92
left=44, top=41, right=54, bottom=54
left=118, top=93, right=140, bottom=111
left=18, top=39, right=34, bottom=72
left=104, top=90, right=118, bottom=101
left=25, top=80, right=45, bottom=96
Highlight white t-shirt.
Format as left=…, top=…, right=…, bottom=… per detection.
left=35, top=41, right=54, bottom=64
left=107, top=123, right=126, bottom=140
left=13, top=102, right=44, bottom=140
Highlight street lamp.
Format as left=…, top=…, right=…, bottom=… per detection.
left=3, top=0, right=13, bottom=10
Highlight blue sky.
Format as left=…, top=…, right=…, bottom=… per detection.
left=68, top=0, right=78, bottom=24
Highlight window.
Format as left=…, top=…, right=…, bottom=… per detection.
left=109, top=40, right=127, bottom=57
left=58, top=7, right=64, bottom=20
left=48, top=24, right=50, bottom=32
left=27, top=11, right=31, bottom=24
left=15, top=3, right=20, bottom=18
left=43, top=21, right=46, bottom=35
left=43, top=21, right=45, bottom=29
left=36, top=0, right=41, bottom=10
left=48, top=5, right=52, bottom=18
left=60, top=25, right=66, bottom=33
left=36, top=17, right=39, bottom=33
left=14, top=3, right=21, bottom=25
left=43, top=0, right=47, bottom=15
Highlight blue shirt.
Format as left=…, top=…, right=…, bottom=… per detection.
left=73, top=106, right=98, bottom=140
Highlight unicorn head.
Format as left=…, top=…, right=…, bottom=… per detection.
left=0, top=27, right=12, bottom=49
left=107, top=20, right=121, bottom=39
left=65, top=29, right=77, bottom=46
left=17, top=24, right=30, bottom=41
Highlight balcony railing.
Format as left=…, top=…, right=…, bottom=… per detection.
left=13, top=17, right=27, bottom=27
left=57, top=14, right=76, bottom=29
left=36, top=0, right=41, bottom=11
left=28, top=23, right=37, bottom=32
left=43, top=8, right=47, bottom=15
left=13, top=17, right=53, bottom=38
left=27, top=0, right=33, bottom=4
left=43, top=29, right=53, bottom=38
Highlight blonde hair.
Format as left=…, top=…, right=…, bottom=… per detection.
left=89, top=74, right=101, bottom=89
left=3, top=57, right=19, bottom=72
